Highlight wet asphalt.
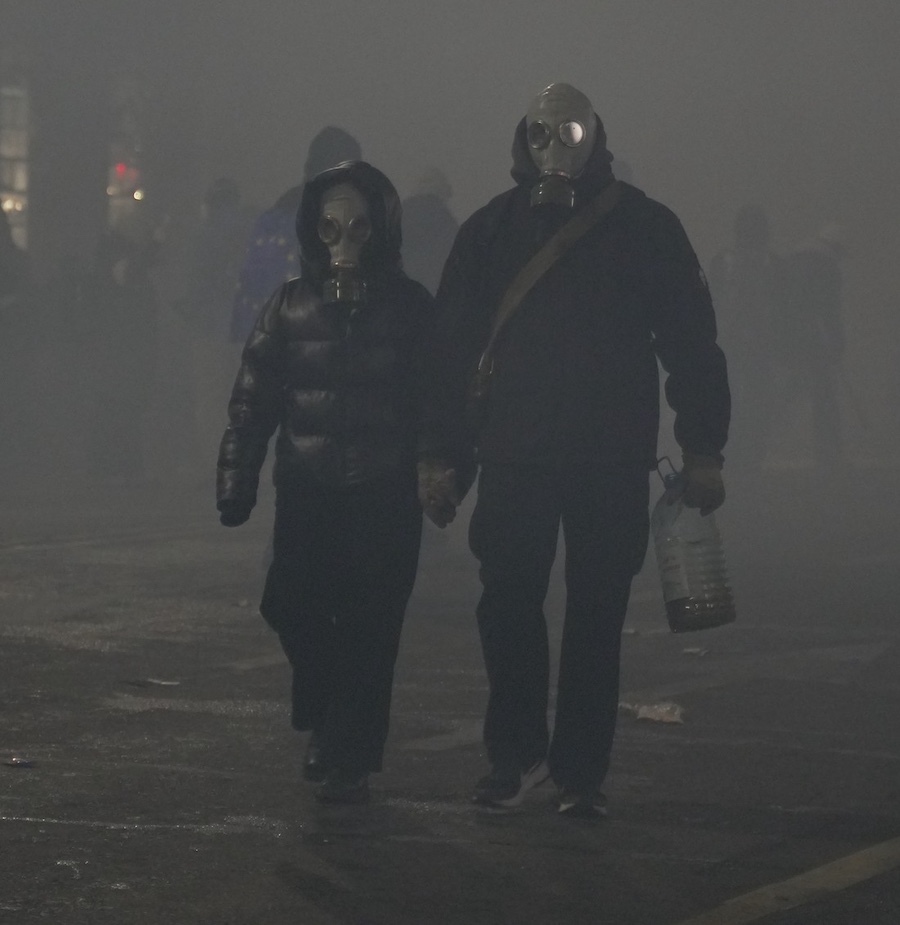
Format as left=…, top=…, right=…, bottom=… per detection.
left=1, top=468, right=899, bottom=924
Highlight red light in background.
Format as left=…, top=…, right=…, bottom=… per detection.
left=115, top=162, right=127, bottom=175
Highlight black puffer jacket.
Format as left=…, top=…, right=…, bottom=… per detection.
left=217, top=162, right=433, bottom=513
left=421, top=118, right=730, bottom=473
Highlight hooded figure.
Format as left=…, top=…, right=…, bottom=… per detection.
left=400, top=167, right=460, bottom=296
left=229, top=126, right=362, bottom=341
left=216, top=161, right=433, bottom=804
left=418, top=83, right=730, bottom=817
left=708, top=205, right=787, bottom=475
left=778, top=223, right=847, bottom=471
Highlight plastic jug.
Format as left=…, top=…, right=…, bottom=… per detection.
left=650, top=469, right=736, bottom=633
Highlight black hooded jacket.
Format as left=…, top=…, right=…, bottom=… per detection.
left=421, top=118, right=730, bottom=473
left=217, top=162, right=433, bottom=511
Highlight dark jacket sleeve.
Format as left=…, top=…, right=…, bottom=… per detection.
left=645, top=207, right=731, bottom=462
left=418, top=213, right=494, bottom=475
left=216, top=284, right=286, bottom=511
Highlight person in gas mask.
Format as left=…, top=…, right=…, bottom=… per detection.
left=419, top=83, right=730, bottom=818
left=229, top=126, right=362, bottom=343
left=217, top=161, right=433, bottom=804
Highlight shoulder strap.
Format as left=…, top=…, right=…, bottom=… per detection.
left=479, top=180, right=622, bottom=366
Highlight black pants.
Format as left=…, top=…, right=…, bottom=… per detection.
left=260, top=475, right=422, bottom=775
left=469, top=463, right=649, bottom=792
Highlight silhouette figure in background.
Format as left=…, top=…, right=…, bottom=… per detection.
left=229, top=126, right=362, bottom=342
left=82, top=231, right=160, bottom=484
left=779, top=223, right=848, bottom=473
left=176, top=177, right=252, bottom=472
left=217, top=162, right=433, bottom=805
left=709, top=205, right=787, bottom=474
left=0, top=209, right=27, bottom=302
left=401, top=167, right=459, bottom=296
left=0, top=209, right=32, bottom=474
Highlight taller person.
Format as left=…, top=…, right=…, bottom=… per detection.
left=418, top=84, right=730, bottom=818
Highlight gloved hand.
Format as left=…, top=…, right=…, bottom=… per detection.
left=218, top=500, right=252, bottom=527
left=680, top=452, right=725, bottom=516
left=417, top=459, right=459, bottom=528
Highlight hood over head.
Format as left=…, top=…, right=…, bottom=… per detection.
left=296, top=160, right=403, bottom=287
left=303, top=126, right=362, bottom=181
left=272, top=126, right=363, bottom=214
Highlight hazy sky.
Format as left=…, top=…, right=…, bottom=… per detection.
left=179, top=1, right=899, bottom=435
left=171, top=1, right=900, bottom=255
left=9, top=2, right=899, bottom=251
left=5, top=1, right=900, bottom=442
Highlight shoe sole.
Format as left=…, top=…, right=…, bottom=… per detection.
left=303, top=761, right=328, bottom=783
left=477, top=761, right=551, bottom=809
left=558, top=797, right=608, bottom=819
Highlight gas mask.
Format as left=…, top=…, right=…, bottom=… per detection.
left=317, top=182, right=372, bottom=303
left=525, top=83, right=597, bottom=209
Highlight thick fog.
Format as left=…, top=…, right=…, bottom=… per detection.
left=2, top=0, right=899, bottom=523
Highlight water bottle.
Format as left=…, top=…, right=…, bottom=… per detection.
left=650, top=468, right=736, bottom=633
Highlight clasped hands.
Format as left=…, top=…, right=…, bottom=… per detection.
left=417, top=459, right=459, bottom=528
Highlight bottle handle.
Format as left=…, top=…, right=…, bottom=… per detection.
left=655, top=456, right=681, bottom=490
left=656, top=457, right=686, bottom=511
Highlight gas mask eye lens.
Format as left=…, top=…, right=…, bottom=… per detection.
left=348, top=215, right=371, bottom=242
left=318, top=216, right=341, bottom=245
left=527, top=120, right=551, bottom=150
left=559, top=120, right=585, bottom=147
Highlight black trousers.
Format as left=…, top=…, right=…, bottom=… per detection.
left=260, top=474, right=422, bottom=775
left=469, top=463, right=649, bottom=792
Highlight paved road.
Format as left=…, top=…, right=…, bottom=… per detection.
left=1, top=472, right=899, bottom=924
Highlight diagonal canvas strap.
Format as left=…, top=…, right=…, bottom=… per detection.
left=477, top=180, right=623, bottom=373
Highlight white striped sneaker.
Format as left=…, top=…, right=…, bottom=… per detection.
left=473, top=759, right=550, bottom=808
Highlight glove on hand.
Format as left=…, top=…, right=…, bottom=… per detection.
left=417, top=459, right=459, bottom=528
left=681, top=452, right=725, bottom=516
left=218, top=500, right=251, bottom=527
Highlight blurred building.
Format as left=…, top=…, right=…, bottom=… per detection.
left=0, top=56, right=30, bottom=250
left=0, top=7, right=203, bottom=276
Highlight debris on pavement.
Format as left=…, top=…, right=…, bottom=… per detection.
left=682, top=647, right=709, bottom=656
left=619, top=701, right=685, bottom=724
left=55, top=861, right=81, bottom=879
left=124, top=678, right=181, bottom=688
left=4, top=757, right=35, bottom=768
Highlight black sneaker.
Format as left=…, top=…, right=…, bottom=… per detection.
left=315, top=773, right=370, bottom=805
left=557, top=788, right=608, bottom=820
left=472, top=759, right=550, bottom=808
left=303, top=731, right=327, bottom=783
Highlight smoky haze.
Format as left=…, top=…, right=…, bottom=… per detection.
left=2, top=1, right=899, bottom=535
left=3, top=7, right=900, bottom=917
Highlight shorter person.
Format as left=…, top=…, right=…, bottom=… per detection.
left=216, top=161, right=433, bottom=804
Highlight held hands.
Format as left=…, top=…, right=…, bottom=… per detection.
left=417, top=459, right=459, bottom=528
left=679, top=452, right=726, bottom=516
